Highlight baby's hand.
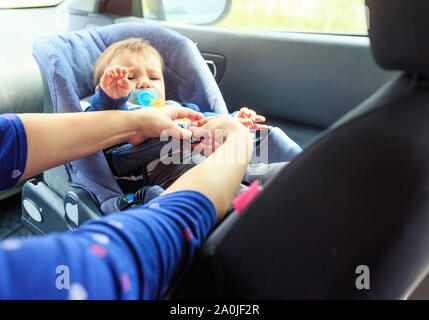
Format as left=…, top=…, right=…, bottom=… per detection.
left=100, top=65, right=132, bottom=100
left=188, top=107, right=267, bottom=130
left=234, top=107, right=268, bottom=130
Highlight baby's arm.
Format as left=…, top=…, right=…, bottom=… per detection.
left=87, top=66, right=132, bottom=112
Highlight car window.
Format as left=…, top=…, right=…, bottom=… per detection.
left=141, top=0, right=368, bottom=35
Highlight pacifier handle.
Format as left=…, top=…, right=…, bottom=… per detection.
left=130, top=88, right=159, bottom=107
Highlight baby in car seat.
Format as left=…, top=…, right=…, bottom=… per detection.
left=86, top=38, right=301, bottom=211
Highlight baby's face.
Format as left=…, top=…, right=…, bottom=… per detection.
left=109, top=49, right=166, bottom=104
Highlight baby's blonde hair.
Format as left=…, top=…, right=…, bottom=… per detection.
left=93, top=38, right=164, bottom=86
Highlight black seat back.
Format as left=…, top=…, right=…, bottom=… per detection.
left=174, top=0, right=429, bottom=299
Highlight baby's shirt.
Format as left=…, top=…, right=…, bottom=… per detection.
left=85, top=85, right=230, bottom=119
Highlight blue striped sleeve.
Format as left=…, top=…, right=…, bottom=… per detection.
left=0, top=114, right=27, bottom=191
left=86, top=85, right=130, bottom=111
left=0, top=190, right=216, bottom=300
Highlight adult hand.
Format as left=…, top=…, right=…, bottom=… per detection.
left=127, top=106, right=205, bottom=145
left=164, top=115, right=253, bottom=218
left=188, top=115, right=250, bottom=154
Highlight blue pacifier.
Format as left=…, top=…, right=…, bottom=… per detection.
left=129, top=88, right=158, bottom=106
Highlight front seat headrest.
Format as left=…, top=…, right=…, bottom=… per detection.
left=366, top=0, right=429, bottom=77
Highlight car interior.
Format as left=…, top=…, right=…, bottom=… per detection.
left=1, top=0, right=428, bottom=299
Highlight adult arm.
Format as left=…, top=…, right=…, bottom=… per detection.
left=0, top=190, right=215, bottom=299
left=0, top=116, right=252, bottom=300
left=16, top=107, right=202, bottom=181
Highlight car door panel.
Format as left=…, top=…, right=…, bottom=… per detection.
left=120, top=19, right=398, bottom=147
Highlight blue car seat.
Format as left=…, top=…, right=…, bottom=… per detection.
left=22, top=22, right=229, bottom=234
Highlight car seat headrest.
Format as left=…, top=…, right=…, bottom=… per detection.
left=366, top=0, right=429, bottom=77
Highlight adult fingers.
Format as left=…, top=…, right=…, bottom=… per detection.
left=189, top=126, right=214, bottom=156
left=188, top=115, right=224, bottom=128
left=190, top=126, right=213, bottom=143
left=161, top=123, right=193, bottom=140
left=188, top=118, right=208, bottom=128
left=164, top=107, right=205, bottom=121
